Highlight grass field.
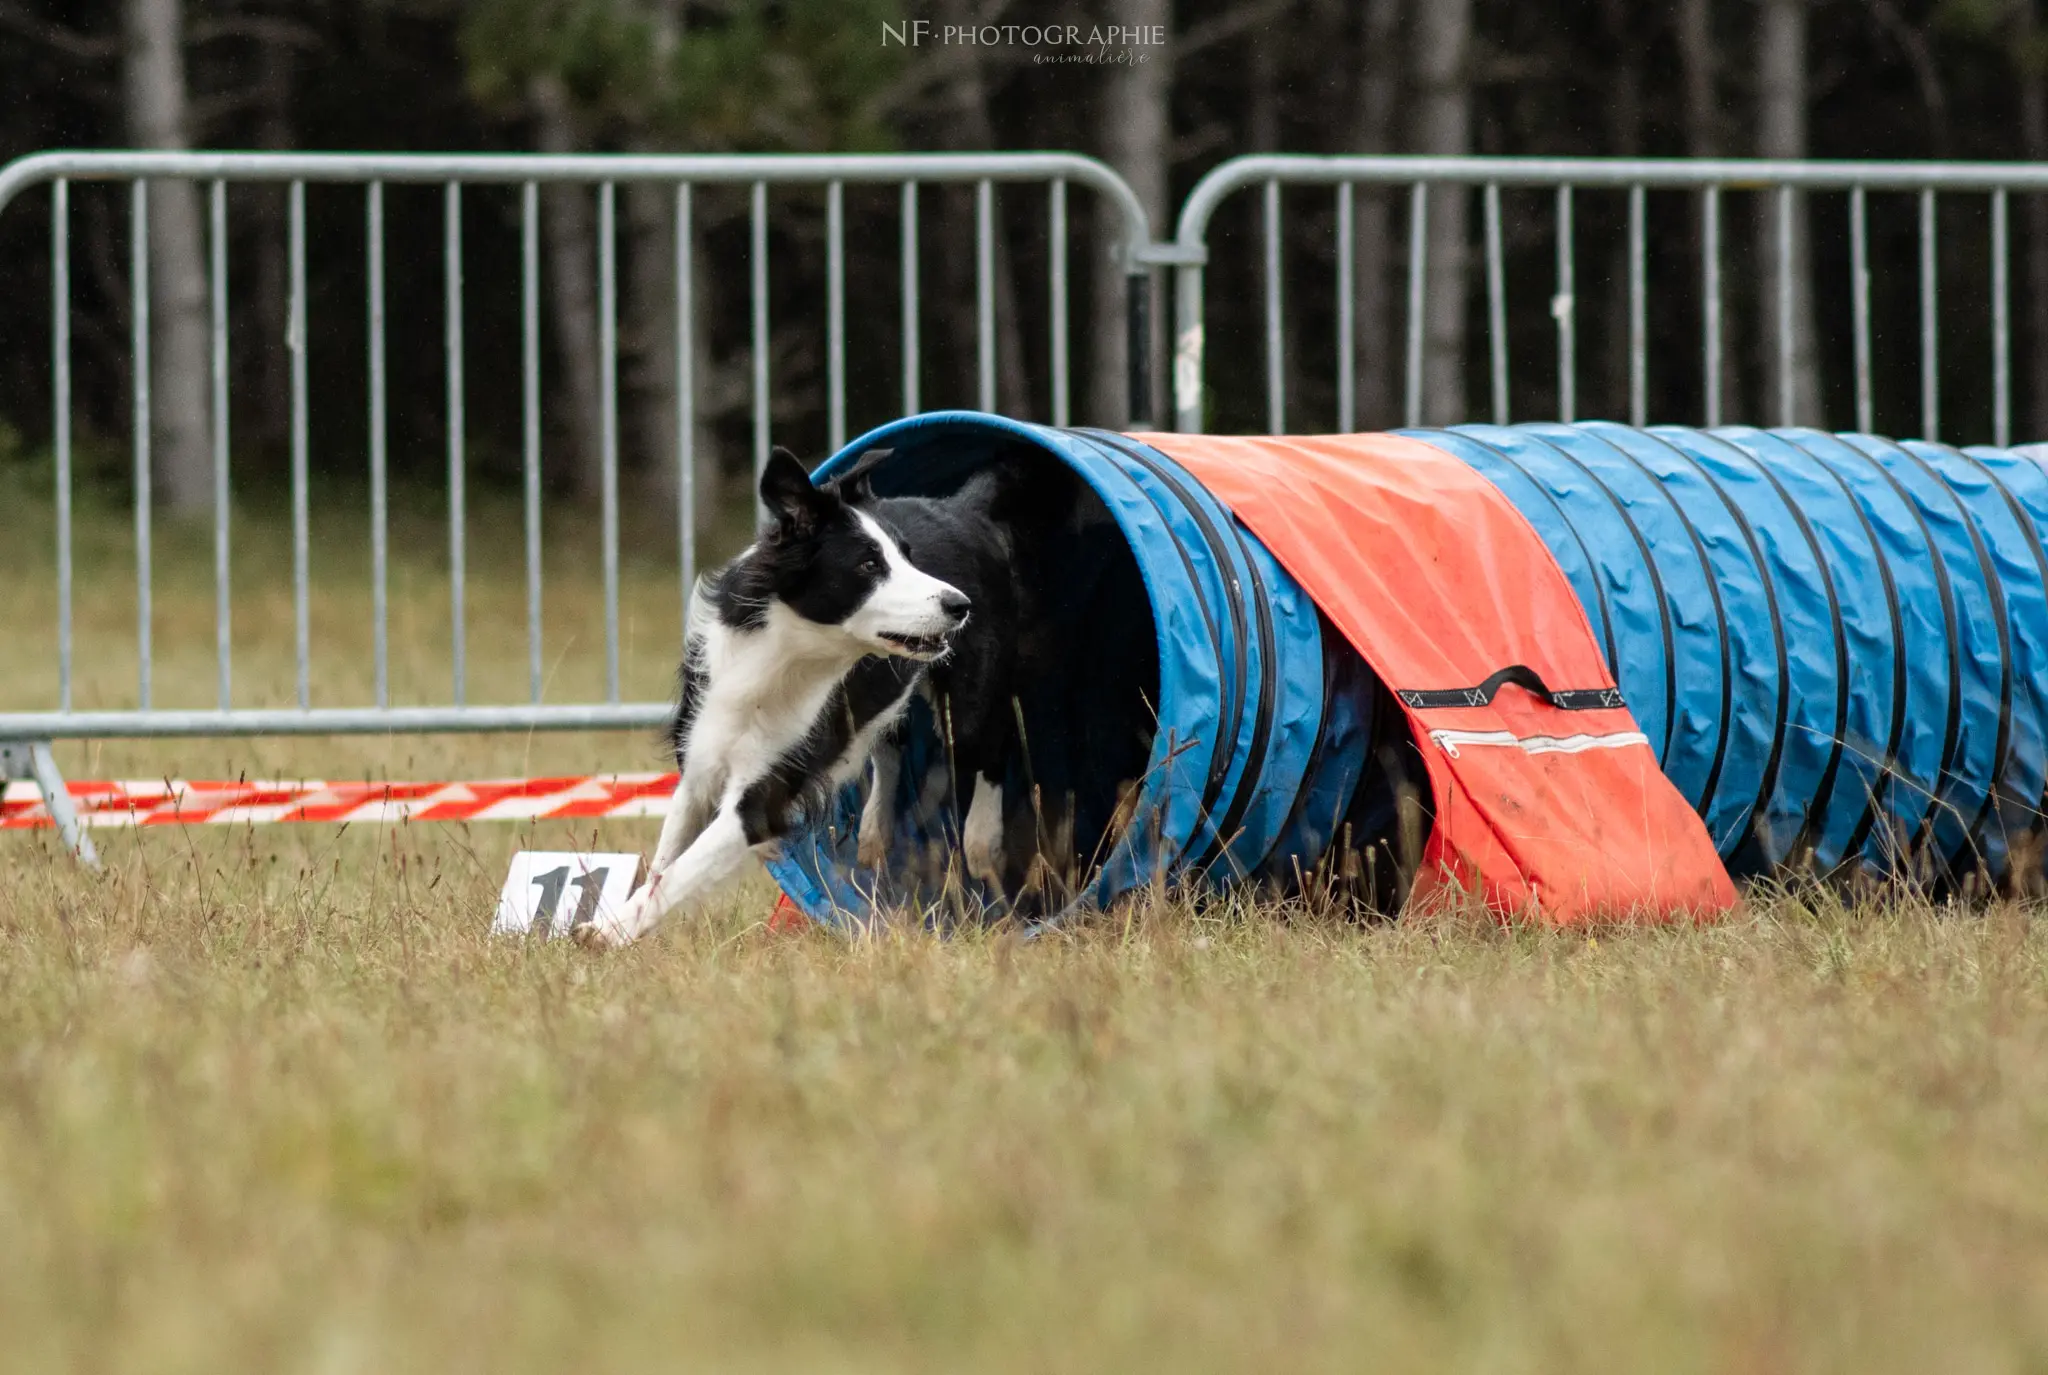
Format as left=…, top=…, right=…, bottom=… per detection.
left=6, top=479, right=2048, bottom=1371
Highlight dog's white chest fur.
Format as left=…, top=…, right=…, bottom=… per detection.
left=684, top=605, right=867, bottom=796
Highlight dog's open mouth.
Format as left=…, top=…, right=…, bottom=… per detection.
left=879, top=631, right=951, bottom=657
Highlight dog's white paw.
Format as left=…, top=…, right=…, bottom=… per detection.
left=965, top=832, right=1005, bottom=890
left=571, top=916, right=634, bottom=950
left=858, top=749, right=900, bottom=870
left=572, top=888, right=646, bottom=950
left=857, top=812, right=891, bottom=869
left=963, top=774, right=1006, bottom=889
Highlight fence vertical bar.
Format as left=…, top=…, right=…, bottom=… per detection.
left=1628, top=183, right=1646, bottom=428
left=1174, top=259, right=1204, bottom=432
left=445, top=182, right=466, bottom=706
left=751, top=180, right=768, bottom=511
left=676, top=182, right=695, bottom=623
left=368, top=181, right=388, bottom=708
left=977, top=178, right=996, bottom=412
left=289, top=180, right=309, bottom=709
left=1776, top=185, right=1795, bottom=429
left=1703, top=187, right=1722, bottom=427
left=1485, top=181, right=1509, bottom=425
left=901, top=181, right=919, bottom=416
left=1127, top=267, right=1151, bottom=428
left=1850, top=186, right=1873, bottom=435
left=1050, top=179, right=1070, bottom=428
left=132, top=180, right=151, bottom=710
left=826, top=179, right=845, bottom=453
left=1992, top=187, right=2011, bottom=449
left=598, top=182, right=620, bottom=704
left=52, top=180, right=71, bottom=712
left=1404, top=182, right=1427, bottom=428
left=1556, top=184, right=1576, bottom=424
left=1336, top=182, right=1355, bottom=432
left=1264, top=179, right=1284, bottom=434
left=210, top=179, right=230, bottom=711
left=1920, top=187, right=1939, bottom=442
left=521, top=181, right=542, bottom=705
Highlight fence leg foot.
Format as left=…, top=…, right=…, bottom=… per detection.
left=1, top=741, right=98, bottom=868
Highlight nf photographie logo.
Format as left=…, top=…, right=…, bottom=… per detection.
left=882, top=20, right=1167, bottom=64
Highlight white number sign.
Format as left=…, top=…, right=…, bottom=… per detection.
left=491, top=851, right=642, bottom=939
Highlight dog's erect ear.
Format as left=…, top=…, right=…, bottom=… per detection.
left=830, top=448, right=893, bottom=504
left=760, top=447, right=833, bottom=538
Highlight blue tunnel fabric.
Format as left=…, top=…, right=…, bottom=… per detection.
left=762, top=412, right=1336, bottom=926
left=1569, top=425, right=1766, bottom=851
left=1074, top=429, right=1328, bottom=881
left=1407, top=424, right=2048, bottom=883
left=755, top=415, right=2048, bottom=922
left=1837, top=434, right=2013, bottom=875
left=1668, top=426, right=1853, bottom=875
left=1257, top=620, right=1378, bottom=887
left=1964, top=442, right=2048, bottom=847
left=1936, top=443, right=2048, bottom=867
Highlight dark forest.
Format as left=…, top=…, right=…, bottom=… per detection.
left=0, top=0, right=2041, bottom=518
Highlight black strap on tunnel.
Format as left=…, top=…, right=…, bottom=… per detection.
left=1785, top=438, right=1909, bottom=872
left=1397, top=664, right=1624, bottom=712
left=1735, top=441, right=1853, bottom=867
left=1794, top=440, right=1916, bottom=872
left=1207, top=518, right=1283, bottom=868
left=1600, top=430, right=1737, bottom=825
left=1952, top=446, right=2048, bottom=845
left=1876, top=438, right=2005, bottom=870
left=1902, top=442, right=2018, bottom=871
left=1843, top=442, right=1965, bottom=868
left=1077, top=429, right=1261, bottom=865
left=1654, top=434, right=1793, bottom=861
left=1082, top=429, right=1286, bottom=870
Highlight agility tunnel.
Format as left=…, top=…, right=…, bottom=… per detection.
left=765, top=413, right=2048, bottom=926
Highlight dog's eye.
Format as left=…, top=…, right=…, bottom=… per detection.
left=858, top=556, right=882, bottom=575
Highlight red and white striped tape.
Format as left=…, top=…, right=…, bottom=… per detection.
left=0, top=774, right=679, bottom=830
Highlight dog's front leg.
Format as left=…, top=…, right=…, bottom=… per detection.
left=575, top=806, right=754, bottom=948
left=856, top=740, right=900, bottom=869
left=649, top=768, right=721, bottom=874
left=962, top=770, right=1006, bottom=891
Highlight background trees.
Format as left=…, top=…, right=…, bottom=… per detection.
left=0, top=0, right=2042, bottom=513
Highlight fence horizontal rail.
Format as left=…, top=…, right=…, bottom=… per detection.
left=0, top=707, right=672, bottom=740
left=0, top=150, right=1152, bottom=243
left=1175, top=155, right=2048, bottom=219
left=1172, top=153, right=2043, bottom=442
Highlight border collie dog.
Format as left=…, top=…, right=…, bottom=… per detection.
left=577, top=446, right=1031, bottom=948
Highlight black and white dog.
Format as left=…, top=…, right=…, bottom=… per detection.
left=577, top=446, right=1036, bottom=948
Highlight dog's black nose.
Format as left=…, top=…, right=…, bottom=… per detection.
left=939, top=590, right=972, bottom=624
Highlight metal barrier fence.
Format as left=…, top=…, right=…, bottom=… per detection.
left=1170, top=155, right=2048, bottom=441
left=7, top=147, right=2045, bottom=859
left=0, top=148, right=1150, bottom=740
